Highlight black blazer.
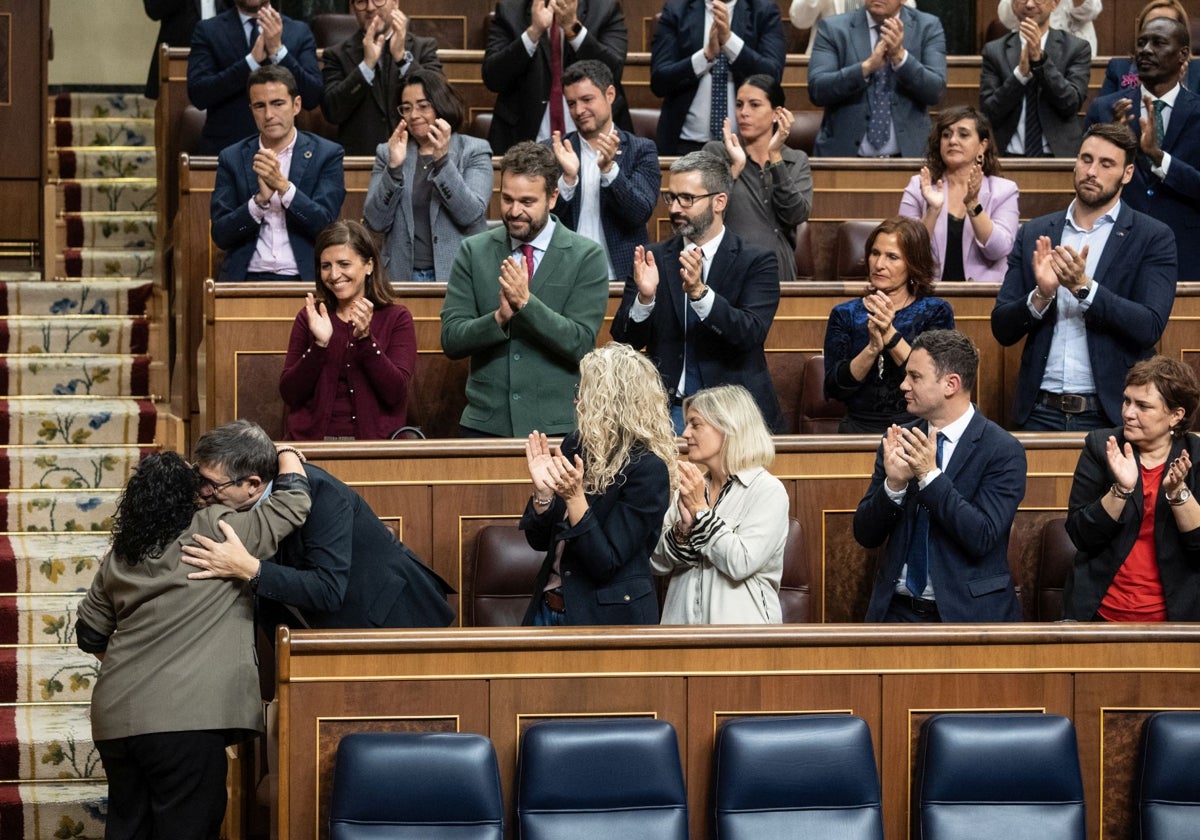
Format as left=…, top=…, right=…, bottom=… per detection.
left=482, top=0, right=631, bottom=154
left=1064, top=429, right=1200, bottom=621
left=255, top=465, right=454, bottom=630
left=187, top=7, right=323, bottom=154
left=144, top=0, right=228, bottom=98
left=520, top=435, right=671, bottom=626
left=854, top=411, right=1026, bottom=623
left=320, top=30, right=443, bottom=156
left=611, top=229, right=785, bottom=432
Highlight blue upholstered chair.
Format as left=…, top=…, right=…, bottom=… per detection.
left=1138, top=711, right=1200, bottom=839
left=328, top=732, right=503, bottom=840
left=914, top=713, right=1085, bottom=840
left=516, top=718, right=688, bottom=840
left=713, top=714, right=883, bottom=839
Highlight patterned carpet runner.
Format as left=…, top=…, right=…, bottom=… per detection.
left=1, top=89, right=162, bottom=839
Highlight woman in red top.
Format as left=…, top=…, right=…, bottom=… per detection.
left=1064, top=357, right=1200, bottom=621
left=279, top=220, right=416, bottom=439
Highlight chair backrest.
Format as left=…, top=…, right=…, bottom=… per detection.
left=713, top=714, right=883, bottom=840
left=798, top=354, right=846, bottom=434
left=836, top=220, right=881, bottom=283
left=915, top=714, right=1085, bottom=840
left=792, top=221, right=815, bottom=281
left=629, top=108, right=661, bottom=143
left=779, top=518, right=811, bottom=623
left=468, top=524, right=543, bottom=626
left=786, top=111, right=821, bottom=156
left=1036, top=517, right=1073, bottom=621
left=517, top=718, right=688, bottom=840
left=329, top=732, right=503, bottom=840
left=312, top=13, right=358, bottom=49
left=465, top=110, right=493, bottom=141
left=178, top=105, right=207, bottom=156
left=1138, top=711, right=1200, bottom=839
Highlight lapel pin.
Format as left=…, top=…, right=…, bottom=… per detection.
left=304, top=150, right=313, bottom=158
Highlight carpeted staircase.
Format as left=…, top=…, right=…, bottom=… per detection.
left=0, top=91, right=163, bottom=839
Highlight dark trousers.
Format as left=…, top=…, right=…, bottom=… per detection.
left=97, top=730, right=229, bottom=840
left=883, top=593, right=942, bottom=623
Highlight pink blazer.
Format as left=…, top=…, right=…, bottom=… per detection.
left=899, top=174, right=1020, bottom=283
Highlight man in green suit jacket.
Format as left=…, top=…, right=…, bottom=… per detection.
left=441, top=141, right=610, bottom=437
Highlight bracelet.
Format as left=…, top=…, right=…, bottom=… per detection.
left=276, top=445, right=306, bottom=463
left=531, top=494, right=553, bottom=510
left=883, top=331, right=903, bottom=351
left=672, top=521, right=692, bottom=543
left=1032, top=289, right=1055, bottom=303
left=1110, top=483, right=1134, bottom=500
left=248, top=562, right=262, bottom=591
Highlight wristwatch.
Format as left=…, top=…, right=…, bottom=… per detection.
left=967, top=202, right=984, bottom=218
left=568, top=20, right=582, bottom=36
left=1073, top=281, right=1092, bottom=301
left=688, top=284, right=709, bottom=302
left=693, top=508, right=711, bottom=526
left=1168, top=487, right=1192, bottom=506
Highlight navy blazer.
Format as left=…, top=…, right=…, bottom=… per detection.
left=854, top=410, right=1026, bottom=622
left=520, top=435, right=671, bottom=626
left=256, top=465, right=454, bottom=631
left=210, top=131, right=346, bottom=281
left=808, top=5, right=946, bottom=157
left=1099, top=56, right=1200, bottom=98
left=610, top=229, right=785, bottom=432
left=550, top=127, right=660, bottom=281
left=649, top=0, right=786, bottom=154
left=145, top=0, right=228, bottom=98
left=980, top=29, right=1090, bottom=158
left=1085, top=86, right=1200, bottom=271
left=188, top=7, right=322, bottom=154
left=482, top=0, right=631, bottom=154
left=991, top=203, right=1177, bottom=427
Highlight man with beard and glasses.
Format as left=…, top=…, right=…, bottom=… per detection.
left=611, top=150, right=784, bottom=433
left=1085, top=15, right=1200, bottom=271
left=992, top=122, right=1178, bottom=432
left=188, top=0, right=322, bottom=155
left=440, top=141, right=609, bottom=438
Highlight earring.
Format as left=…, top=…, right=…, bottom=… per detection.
left=975, top=152, right=984, bottom=165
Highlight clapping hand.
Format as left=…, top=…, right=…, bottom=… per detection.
left=386, top=119, right=409, bottom=169
left=546, top=451, right=586, bottom=501
left=1106, top=435, right=1139, bottom=495
left=632, top=245, right=659, bottom=304
left=721, top=118, right=745, bottom=179
left=918, top=165, right=944, bottom=212
left=346, top=297, right=374, bottom=340
left=551, top=130, right=580, bottom=184
left=526, top=431, right=556, bottom=498
left=304, top=292, right=333, bottom=347
left=677, top=461, right=709, bottom=522
left=1163, top=450, right=1192, bottom=498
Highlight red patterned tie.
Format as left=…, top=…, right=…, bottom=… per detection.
left=521, top=244, right=535, bottom=280
left=549, top=24, right=565, bottom=136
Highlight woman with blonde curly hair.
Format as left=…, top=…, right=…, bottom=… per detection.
left=521, top=342, right=678, bottom=626
left=652, top=385, right=788, bottom=624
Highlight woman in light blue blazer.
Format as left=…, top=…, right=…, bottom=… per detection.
left=899, top=106, right=1019, bottom=283
left=363, top=69, right=493, bottom=282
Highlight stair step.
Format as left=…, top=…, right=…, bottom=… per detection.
left=0, top=533, right=112, bottom=594
left=0, top=779, right=108, bottom=839
left=56, top=213, right=156, bottom=251
left=0, top=274, right=41, bottom=284
left=1, top=488, right=121, bottom=533
left=0, top=446, right=146, bottom=493
left=0, top=316, right=148, bottom=355
left=0, top=397, right=155, bottom=445
left=52, top=90, right=153, bottom=119
left=55, top=179, right=157, bottom=214
left=0, top=703, right=101, bottom=781
left=1, top=595, right=84, bottom=645
left=49, top=148, right=156, bottom=180
left=54, top=249, right=155, bottom=281
left=51, top=117, right=154, bottom=150
left=0, top=356, right=151, bottom=399
left=0, top=645, right=102, bottom=704
left=0, top=281, right=153, bottom=317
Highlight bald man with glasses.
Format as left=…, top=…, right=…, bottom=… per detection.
left=612, top=150, right=784, bottom=433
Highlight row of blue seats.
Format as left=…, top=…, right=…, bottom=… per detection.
left=328, top=711, right=1200, bottom=840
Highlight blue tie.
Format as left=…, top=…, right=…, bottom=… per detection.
left=904, top=431, right=946, bottom=598
left=709, top=53, right=729, bottom=140
left=866, top=26, right=895, bottom=151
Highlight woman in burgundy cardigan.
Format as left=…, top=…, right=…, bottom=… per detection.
left=280, top=220, right=416, bottom=439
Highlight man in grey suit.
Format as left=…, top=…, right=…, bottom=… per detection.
left=808, top=0, right=946, bottom=157
left=981, top=0, right=1091, bottom=158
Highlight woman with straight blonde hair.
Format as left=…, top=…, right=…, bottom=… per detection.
left=521, top=343, right=678, bottom=626
left=652, top=384, right=788, bottom=624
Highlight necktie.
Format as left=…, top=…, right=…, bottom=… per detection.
left=549, top=24, right=565, bottom=136
left=247, top=16, right=260, bottom=49
left=866, top=27, right=895, bottom=151
left=904, top=431, right=946, bottom=598
left=1024, top=81, right=1044, bottom=157
left=709, top=53, right=729, bottom=140
left=1153, top=100, right=1168, bottom=145
left=521, top=244, right=536, bottom=281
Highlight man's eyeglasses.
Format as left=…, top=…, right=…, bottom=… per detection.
left=351, top=0, right=387, bottom=9
left=193, top=466, right=247, bottom=493
left=662, top=191, right=719, bottom=209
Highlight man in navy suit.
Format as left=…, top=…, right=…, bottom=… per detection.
left=1084, top=16, right=1200, bottom=272
left=991, top=122, right=1177, bottom=431
left=611, top=151, right=784, bottom=433
left=649, top=0, right=786, bottom=155
left=808, top=0, right=946, bottom=157
left=188, top=0, right=322, bottom=154
left=183, top=420, right=454, bottom=631
left=144, top=0, right=228, bottom=99
left=210, top=65, right=346, bottom=281
left=855, top=330, right=1025, bottom=623
left=549, top=60, right=660, bottom=282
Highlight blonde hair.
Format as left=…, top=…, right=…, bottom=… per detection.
left=683, top=385, right=775, bottom=475
left=575, top=343, right=680, bottom=495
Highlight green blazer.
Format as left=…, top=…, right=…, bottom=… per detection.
left=440, top=217, right=609, bottom=437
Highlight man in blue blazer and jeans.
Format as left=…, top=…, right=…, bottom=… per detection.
left=854, top=330, right=1026, bottom=623
left=209, top=65, right=345, bottom=281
